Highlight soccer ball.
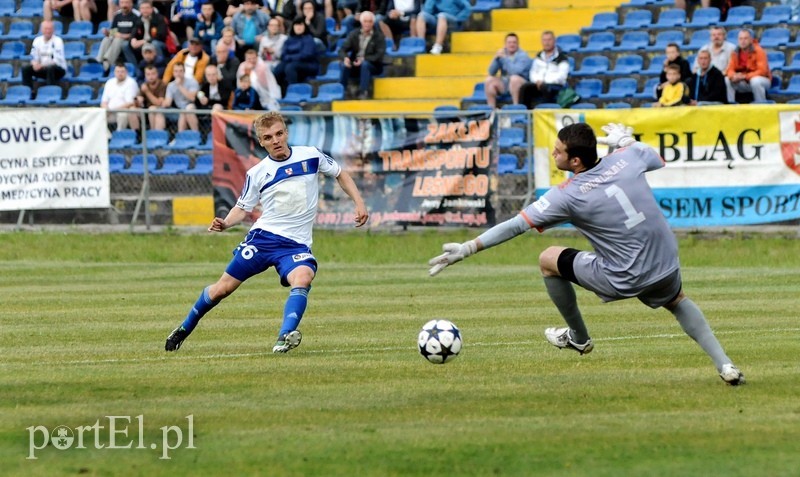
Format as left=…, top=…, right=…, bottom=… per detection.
left=418, top=319, right=462, bottom=364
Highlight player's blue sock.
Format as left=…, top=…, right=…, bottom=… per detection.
left=278, top=287, right=310, bottom=337
left=180, top=286, right=218, bottom=334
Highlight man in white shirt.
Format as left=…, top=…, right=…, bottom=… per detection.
left=518, top=30, right=570, bottom=108
left=22, top=20, right=67, bottom=88
left=101, top=63, right=140, bottom=131
left=694, top=26, right=736, bottom=74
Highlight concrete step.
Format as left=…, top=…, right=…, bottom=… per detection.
left=332, top=99, right=462, bottom=113
left=491, top=7, right=603, bottom=32
left=526, top=0, right=623, bottom=9
left=415, top=54, right=495, bottom=77
left=372, top=76, right=482, bottom=100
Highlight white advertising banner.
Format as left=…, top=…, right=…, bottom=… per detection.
left=0, top=108, right=109, bottom=211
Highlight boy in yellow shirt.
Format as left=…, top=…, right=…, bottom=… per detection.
left=654, top=63, right=690, bottom=107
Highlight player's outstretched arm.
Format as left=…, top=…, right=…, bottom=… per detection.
left=208, top=206, right=248, bottom=232
left=335, top=170, right=369, bottom=227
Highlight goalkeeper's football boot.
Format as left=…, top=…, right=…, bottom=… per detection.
left=165, top=326, right=190, bottom=352
left=272, top=330, right=302, bottom=353
left=544, top=327, right=594, bottom=355
left=719, top=364, right=746, bottom=386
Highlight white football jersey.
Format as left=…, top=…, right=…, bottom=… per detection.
left=235, top=146, right=341, bottom=245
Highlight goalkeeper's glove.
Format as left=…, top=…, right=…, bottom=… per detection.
left=596, top=123, right=635, bottom=149
left=428, top=241, right=478, bottom=276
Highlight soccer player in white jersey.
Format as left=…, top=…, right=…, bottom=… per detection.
left=166, top=112, right=369, bottom=353
left=428, top=122, right=745, bottom=385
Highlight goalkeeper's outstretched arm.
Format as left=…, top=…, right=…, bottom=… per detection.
left=428, top=215, right=530, bottom=276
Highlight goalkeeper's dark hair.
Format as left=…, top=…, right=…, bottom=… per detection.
left=558, top=123, right=598, bottom=169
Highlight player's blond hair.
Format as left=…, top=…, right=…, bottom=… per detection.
left=253, top=112, right=287, bottom=133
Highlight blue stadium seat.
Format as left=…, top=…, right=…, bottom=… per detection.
left=42, top=20, right=63, bottom=36
left=771, top=75, right=800, bottom=95
left=500, top=103, right=528, bottom=125
left=307, top=83, right=344, bottom=103
left=472, top=0, right=501, bottom=12
left=686, top=29, right=710, bottom=50
left=534, top=103, right=561, bottom=109
left=575, top=79, right=603, bottom=99
left=325, top=37, right=345, bottom=58
left=73, top=63, right=109, bottom=82
left=0, top=41, right=27, bottom=60
left=641, top=55, right=666, bottom=76
left=611, top=31, right=649, bottom=51
left=599, top=78, right=638, bottom=99
left=64, top=41, right=87, bottom=61
left=388, top=37, right=425, bottom=57
left=620, top=9, right=652, bottom=30
left=90, top=21, right=111, bottom=40
left=783, top=51, right=800, bottom=72
left=647, top=30, right=684, bottom=52
left=166, top=130, right=202, bottom=150
left=325, top=16, right=345, bottom=40
left=573, top=55, right=610, bottom=77
left=497, top=128, right=526, bottom=148
left=196, top=134, right=213, bottom=150
left=767, top=50, right=786, bottom=72
left=281, top=83, right=313, bottom=104
left=87, top=41, right=102, bottom=59
left=467, top=104, right=493, bottom=112
left=635, top=77, right=660, bottom=99
left=120, top=154, right=159, bottom=175
left=16, top=0, right=42, bottom=16
left=609, top=55, right=644, bottom=75
left=652, top=8, right=685, bottom=29
left=187, top=154, right=213, bottom=175
left=152, top=154, right=190, bottom=175
left=605, top=102, right=632, bottom=109
left=688, top=7, right=720, bottom=27
left=754, top=5, right=792, bottom=26
left=0, top=0, right=14, bottom=16
left=760, top=27, right=791, bottom=49
left=583, top=12, right=618, bottom=32
left=497, top=154, right=528, bottom=175
left=556, top=34, right=582, bottom=53
left=62, top=20, right=94, bottom=40
left=0, top=85, right=32, bottom=105
left=0, top=63, right=20, bottom=83
left=580, top=32, right=615, bottom=53
left=316, top=61, right=340, bottom=81
left=463, top=82, right=486, bottom=102
left=136, top=130, right=170, bottom=150
left=571, top=102, right=597, bottom=109
left=727, top=29, right=740, bottom=44
left=0, top=20, right=33, bottom=40
left=63, top=85, right=95, bottom=106
left=109, top=129, right=138, bottom=150
left=721, top=5, right=756, bottom=27
left=29, top=85, right=63, bottom=105
left=108, top=154, right=127, bottom=173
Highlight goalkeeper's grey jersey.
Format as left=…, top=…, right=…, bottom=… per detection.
left=521, top=142, right=679, bottom=293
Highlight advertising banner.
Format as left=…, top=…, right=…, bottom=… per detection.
left=533, top=105, right=800, bottom=227
left=211, top=111, right=497, bottom=228
left=0, top=108, right=109, bottom=211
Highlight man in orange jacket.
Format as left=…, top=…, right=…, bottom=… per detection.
left=724, top=29, right=771, bottom=103
left=162, top=38, right=211, bottom=84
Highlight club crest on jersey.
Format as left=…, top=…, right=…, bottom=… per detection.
left=284, top=167, right=293, bottom=175
left=292, top=253, right=314, bottom=262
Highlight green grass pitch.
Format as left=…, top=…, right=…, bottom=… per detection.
left=1, top=229, right=799, bottom=476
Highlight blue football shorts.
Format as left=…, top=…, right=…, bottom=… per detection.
left=225, top=229, right=318, bottom=286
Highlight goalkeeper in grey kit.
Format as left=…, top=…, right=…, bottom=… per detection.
left=428, top=122, right=745, bottom=385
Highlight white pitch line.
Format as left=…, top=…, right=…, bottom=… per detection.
left=4, top=328, right=798, bottom=367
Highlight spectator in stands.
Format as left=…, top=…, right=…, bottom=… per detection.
left=518, top=31, right=569, bottom=109
left=163, top=38, right=211, bottom=83
left=131, top=0, right=170, bottom=59
left=135, top=64, right=167, bottom=130
left=22, top=20, right=67, bottom=88
left=237, top=48, right=282, bottom=110
left=414, top=0, right=471, bottom=55
left=259, top=17, right=288, bottom=67
left=95, top=0, right=140, bottom=72
left=273, top=17, right=320, bottom=96
left=694, top=26, right=736, bottom=75
left=196, top=64, right=232, bottom=111
left=136, top=42, right=167, bottom=83
left=213, top=40, right=241, bottom=93
left=484, top=33, right=531, bottom=109
left=163, top=62, right=200, bottom=132
left=232, top=0, right=272, bottom=59
left=219, top=27, right=238, bottom=57
left=658, top=43, right=692, bottom=95
left=300, top=0, right=329, bottom=50
left=340, top=0, right=388, bottom=37
left=725, top=29, right=771, bottom=104
left=381, top=0, right=420, bottom=49
left=101, top=63, right=140, bottom=131
left=196, top=2, right=226, bottom=55
left=689, top=49, right=727, bottom=105
left=46, top=0, right=96, bottom=22
left=233, top=74, right=262, bottom=110
left=339, top=10, right=386, bottom=99
left=170, top=0, right=203, bottom=44
left=654, top=63, right=690, bottom=107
